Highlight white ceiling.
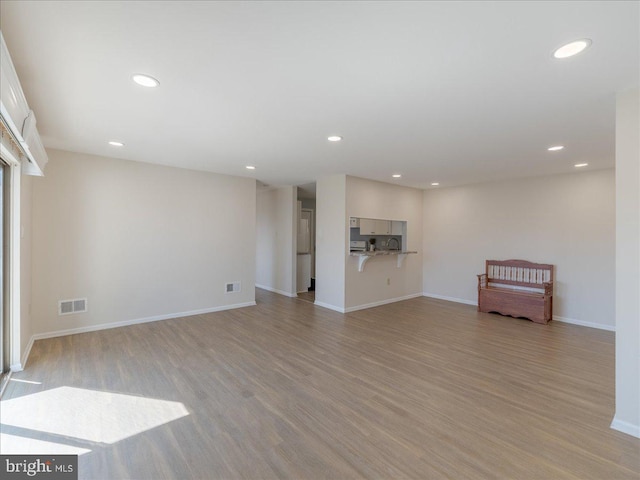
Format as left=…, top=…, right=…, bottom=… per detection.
left=1, top=1, right=638, bottom=190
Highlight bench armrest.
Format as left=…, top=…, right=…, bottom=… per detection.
left=543, top=281, right=553, bottom=296
left=478, top=273, right=487, bottom=289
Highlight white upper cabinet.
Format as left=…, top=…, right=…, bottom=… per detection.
left=359, top=218, right=391, bottom=235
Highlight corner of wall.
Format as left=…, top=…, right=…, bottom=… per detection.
left=613, top=87, right=640, bottom=437
left=19, top=169, right=34, bottom=371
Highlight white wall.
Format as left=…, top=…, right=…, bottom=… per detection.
left=612, top=88, right=640, bottom=438
left=423, top=169, right=615, bottom=330
left=346, top=176, right=423, bottom=310
left=20, top=173, right=32, bottom=363
left=31, top=149, right=256, bottom=337
left=315, top=175, right=347, bottom=311
left=256, top=186, right=297, bottom=297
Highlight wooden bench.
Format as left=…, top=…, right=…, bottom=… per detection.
left=477, top=259, right=553, bottom=324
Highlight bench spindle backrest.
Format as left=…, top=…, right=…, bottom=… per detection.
left=486, top=260, right=553, bottom=289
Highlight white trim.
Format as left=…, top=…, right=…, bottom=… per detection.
left=611, top=416, right=640, bottom=438
left=313, top=301, right=345, bottom=313
left=1, top=32, right=48, bottom=174
left=0, top=103, right=39, bottom=172
left=0, top=370, right=13, bottom=398
left=25, top=301, right=256, bottom=348
left=423, top=293, right=615, bottom=332
left=423, top=292, right=478, bottom=306
left=18, top=302, right=257, bottom=371
left=317, top=292, right=443, bottom=313
left=18, top=335, right=35, bottom=371
left=9, top=361, right=22, bottom=372
left=8, top=164, right=21, bottom=370
left=344, top=293, right=423, bottom=313
left=553, top=315, right=615, bottom=332
left=0, top=142, right=20, bottom=166
left=256, top=284, right=297, bottom=298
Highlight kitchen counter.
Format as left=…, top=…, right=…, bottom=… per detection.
left=349, top=250, right=417, bottom=272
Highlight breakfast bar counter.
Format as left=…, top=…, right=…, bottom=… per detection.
left=349, top=250, right=418, bottom=272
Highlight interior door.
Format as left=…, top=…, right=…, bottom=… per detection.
left=301, top=209, right=315, bottom=279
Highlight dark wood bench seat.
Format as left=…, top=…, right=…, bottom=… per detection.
left=477, top=259, right=553, bottom=324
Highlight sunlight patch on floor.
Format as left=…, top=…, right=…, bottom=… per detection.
left=0, top=386, right=190, bottom=444
left=0, top=433, right=91, bottom=455
left=10, top=378, right=43, bottom=385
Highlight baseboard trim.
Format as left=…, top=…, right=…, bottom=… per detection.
left=423, top=292, right=477, bottom=306
left=345, top=293, right=424, bottom=313
left=9, top=362, right=23, bottom=372
left=423, top=293, right=615, bottom=331
left=313, top=301, right=345, bottom=313
left=256, top=284, right=297, bottom=298
left=611, top=416, right=640, bottom=438
left=28, top=301, right=257, bottom=345
left=553, top=315, right=615, bottom=332
left=0, top=370, right=13, bottom=398
left=16, top=335, right=35, bottom=371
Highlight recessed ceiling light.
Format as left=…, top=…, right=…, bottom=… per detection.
left=132, top=74, right=160, bottom=87
left=431, top=182, right=440, bottom=186
left=553, top=39, right=592, bottom=59
left=574, top=163, right=588, bottom=168
left=392, top=174, right=402, bottom=178
left=548, top=145, right=564, bottom=151
left=108, top=141, right=124, bottom=147
left=246, top=165, right=256, bottom=170
left=327, top=136, right=342, bottom=142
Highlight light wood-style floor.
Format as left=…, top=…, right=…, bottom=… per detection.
left=296, top=290, right=315, bottom=304
left=1, top=289, right=638, bottom=479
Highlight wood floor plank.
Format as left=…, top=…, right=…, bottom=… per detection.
left=1, top=289, right=638, bottom=479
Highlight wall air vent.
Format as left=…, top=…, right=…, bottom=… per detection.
left=58, top=298, right=88, bottom=316
left=225, top=282, right=241, bottom=294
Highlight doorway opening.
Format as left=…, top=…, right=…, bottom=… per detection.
left=296, top=183, right=316, bottom=304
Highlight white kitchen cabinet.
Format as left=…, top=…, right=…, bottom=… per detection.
left=375, top=219, right=391, bottom=234
left=359, top=218, right=391, bottom=235
left=391, top=220, right=403, bottom=235
left=359, top=218, right=376, bottom=235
